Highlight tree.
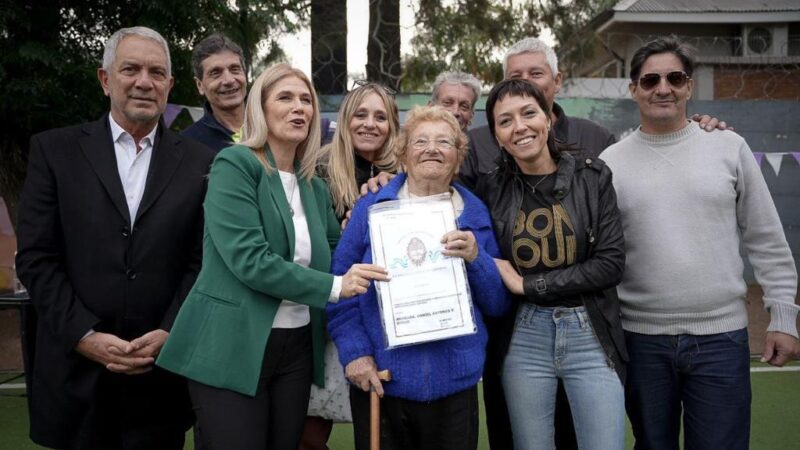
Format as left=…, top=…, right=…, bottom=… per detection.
left=537, top=0, right=617, bottom=78
left=311, top=0, right=348, bottom=94
left=367, top=0, right=402, bottom=90
left=0, top=0, right=308, bottom=226
left=403, top=0, right=614, bottom=91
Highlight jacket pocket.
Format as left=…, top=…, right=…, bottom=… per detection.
left=195, top=289, right=242, bottom=307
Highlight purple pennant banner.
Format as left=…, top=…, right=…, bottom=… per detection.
left=164, top=103, right=182, bottom=128
left=752, top=152, right=764, bottom=167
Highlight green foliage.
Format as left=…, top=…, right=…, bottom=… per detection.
left=402, top=0, right=614, bottom=91
left=538, top=0, right=617, bottom=77
left=0, top=0, right=308, bottom=226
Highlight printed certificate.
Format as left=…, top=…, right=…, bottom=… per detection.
left=368, top=193, right=476, bottom=348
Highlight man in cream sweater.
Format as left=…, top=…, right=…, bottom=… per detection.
left=601, top=37, right=798, bottom=450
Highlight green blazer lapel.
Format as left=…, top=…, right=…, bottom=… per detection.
left=264, top=149, right=295, bottom=256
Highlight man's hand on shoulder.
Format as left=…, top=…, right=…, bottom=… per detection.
left=691, top=113, right=734, bottom=132
left=75, top=331, right=155, bottom=374
left=761, top=331, right=799, bottom=367
left=359, top=171, right=396, bottom=196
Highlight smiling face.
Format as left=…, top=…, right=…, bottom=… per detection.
left=349, top=92, right=390, bottom=160
left=98, top=35, right=173, bottom=133
left=492, top=94, right=554, bottom=174
left=404, top=120, right=460, bottom=187
left=505, top=51, right=562, bottom=112
left=431, top=83, right=476, bottom=131
left=196, top=50, right=246, bottom=113
left=629, top=52, right=693, bottom=134
left=264, top=76, right=314, bottom=148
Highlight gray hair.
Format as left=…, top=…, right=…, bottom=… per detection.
left=502, top=37, right=558, bottom=79
left=430, top=71, right=482, bottom=107
left=102, top=26, right=172, bottom=76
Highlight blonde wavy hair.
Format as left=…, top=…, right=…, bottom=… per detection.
left=394, top=105, right=468, bottom=181
left=239, top=63, right=322, bottom=180
left=321, top=83, right=400, bottom=216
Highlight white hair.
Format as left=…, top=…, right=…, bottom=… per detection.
left=502, top=37, right=558, bottom=79
left=102, top=26, right=172, bottom=76
left=430, top=71, right=482, bottom=107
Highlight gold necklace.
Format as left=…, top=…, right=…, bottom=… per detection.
left=524, top=173, right=551, bottom=194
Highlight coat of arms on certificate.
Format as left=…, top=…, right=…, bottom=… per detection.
left=368, top=193, right=477, bottom=348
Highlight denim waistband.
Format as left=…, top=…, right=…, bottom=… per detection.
left=518, top=303, right=589, bottom=326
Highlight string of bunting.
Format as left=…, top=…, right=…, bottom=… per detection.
left=163, top=103, right=799, bottom=178
left=752, top=152, right=800, bottom=177
left=164, top=103, right=204, bottom=128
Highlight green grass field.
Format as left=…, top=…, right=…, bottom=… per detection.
left=1, top=363, right=798, bottom=449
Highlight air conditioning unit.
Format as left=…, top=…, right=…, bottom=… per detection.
left=742, top=24, right=788, bottom=57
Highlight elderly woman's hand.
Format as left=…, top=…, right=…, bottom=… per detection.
left=341, top=263, right=390, bottom=298
left=345, top=355, right=385, bottom=396
left=441, top=230, right=478, bottom=263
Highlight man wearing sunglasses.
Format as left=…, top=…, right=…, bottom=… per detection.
left=601, top=37, right=798, bottom=450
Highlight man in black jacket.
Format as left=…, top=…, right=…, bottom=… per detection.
left=460, top=37, right=615, bottom=192
left=16, top=26, right=214, bottom=449
left=182, top=33, right=247, bottom=153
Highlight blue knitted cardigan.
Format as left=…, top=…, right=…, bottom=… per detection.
left=327, top=174, right=510, bottom=402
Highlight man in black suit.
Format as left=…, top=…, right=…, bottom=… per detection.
left=16, top=26, right=214, bottom=450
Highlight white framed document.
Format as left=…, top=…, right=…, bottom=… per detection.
left=368, top=193, right=477, bottom=349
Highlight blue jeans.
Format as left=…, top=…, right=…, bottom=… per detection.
left=624, top=329, right=752, bottom=450
left=502, top=304, right=625, bottom=450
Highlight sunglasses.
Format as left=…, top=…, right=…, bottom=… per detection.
left=352, top=79, right=398, bottom=97
left=637, top=71, right=690, bottom=90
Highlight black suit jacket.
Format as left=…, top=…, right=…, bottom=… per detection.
left=16, top=115, right=214, bottom=448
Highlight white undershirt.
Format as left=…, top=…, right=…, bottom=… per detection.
left=108, top=116, right=156, bottom=224
left=272, top=170, right=312, bottom=328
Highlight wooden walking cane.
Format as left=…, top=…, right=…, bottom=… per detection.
left=370, top=369, right=392, bottom=450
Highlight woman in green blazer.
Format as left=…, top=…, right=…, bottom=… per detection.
left=157, top=64, right=388, bottom=450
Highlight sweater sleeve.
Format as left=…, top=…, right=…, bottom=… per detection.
left=327, top=195, right=376, bottom=366
left=465, top=227, right=511, bottom=317
left=522, top=165, right=626, bottom=300
left=735, top=142, right=799, bottom=337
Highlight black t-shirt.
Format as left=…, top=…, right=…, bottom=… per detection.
left=512, top=173, right=582, bottom=307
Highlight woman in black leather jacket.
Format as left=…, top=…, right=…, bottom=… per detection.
left=475, top=79, right=627, bottom=450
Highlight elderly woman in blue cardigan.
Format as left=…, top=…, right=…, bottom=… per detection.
left=327, top=105, right=510, bottom=450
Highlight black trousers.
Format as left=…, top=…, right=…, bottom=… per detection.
left=188, top=325, right=313, bottom=450
left=64, top=368, right=190, bottom=450
left=350, top=385, right=479, bottom=450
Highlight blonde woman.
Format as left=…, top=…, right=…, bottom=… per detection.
left=157, top=64, right=388, bottom=450
left=321, top=82, right=401, bottom=219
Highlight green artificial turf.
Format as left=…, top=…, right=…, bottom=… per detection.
left=1, top=365, right=798, bottom=450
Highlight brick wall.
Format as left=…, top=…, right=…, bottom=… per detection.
left=715, top=66, right=800, bottom=100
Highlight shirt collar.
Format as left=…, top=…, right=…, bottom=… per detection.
left=108, top=114, right=158, bottom=147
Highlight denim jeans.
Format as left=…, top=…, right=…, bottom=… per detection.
left=624, top=329, right=751, bottom=450
left=502, top=304, right=625, bottom=450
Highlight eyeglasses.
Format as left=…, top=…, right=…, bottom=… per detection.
left=637, top=71, right=690, bottom=90
left=352, top=79, right=398, bottom=97
left=410, top=138, right=455, bottom=151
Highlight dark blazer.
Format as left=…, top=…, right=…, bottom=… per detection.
left=15, top=115, right=214, bottom=448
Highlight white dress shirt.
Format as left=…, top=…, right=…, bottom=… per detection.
left=109, top=115, right=156, bottom=224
